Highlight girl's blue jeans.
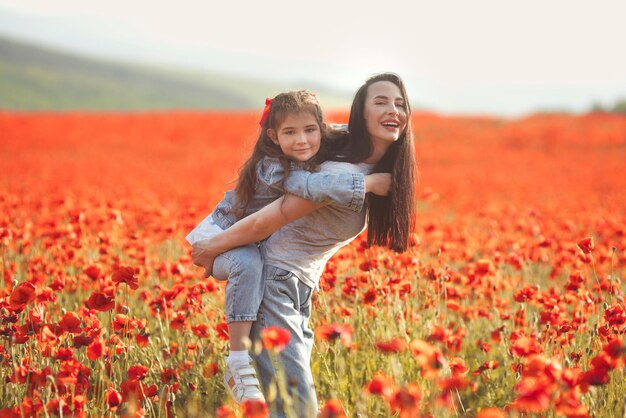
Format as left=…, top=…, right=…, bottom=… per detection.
left=212, top=243, right=264, bottom=323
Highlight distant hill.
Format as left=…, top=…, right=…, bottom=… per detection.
left=0, top=34, right=353, bottom=111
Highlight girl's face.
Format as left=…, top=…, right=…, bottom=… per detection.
left=267, top=111, right=322, bottom=162
left=363, top=81, right=408, bottom=145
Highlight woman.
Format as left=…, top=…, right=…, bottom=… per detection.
left=193, top=72, right=416, bottom=417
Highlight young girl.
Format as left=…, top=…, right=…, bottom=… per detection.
left=186, top=90, right=391, bottom=404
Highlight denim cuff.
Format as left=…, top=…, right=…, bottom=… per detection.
left=226, top=314, right=258, bottom=323
left=348, top=173, right=365, bottom=212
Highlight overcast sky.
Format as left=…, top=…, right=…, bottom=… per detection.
left=1, top=0, right=625, bottom=116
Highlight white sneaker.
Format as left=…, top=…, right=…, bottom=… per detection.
left=223, top=357, right=266, bottom=404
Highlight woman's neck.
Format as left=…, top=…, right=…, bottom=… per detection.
left=363, top=140, right=392, bottom=164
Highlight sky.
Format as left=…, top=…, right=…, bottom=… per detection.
left=1, top=0, right=625, bottom=116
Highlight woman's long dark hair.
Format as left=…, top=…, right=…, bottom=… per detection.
left=328, top=73, right=416, bottom=252
left=234, top=90, right=325, bottom=217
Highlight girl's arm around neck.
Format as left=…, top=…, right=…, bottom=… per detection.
left=192, top=194, right=325, bottom=276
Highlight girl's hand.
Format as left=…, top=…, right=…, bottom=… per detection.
left=192, top=240, right=216, bottom=277
left=365, top=173, right=392, bottom=196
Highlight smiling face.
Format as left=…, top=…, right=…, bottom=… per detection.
left=363, top=81, right=408, bottom=147
left=267, top=110, right=322, bottom=162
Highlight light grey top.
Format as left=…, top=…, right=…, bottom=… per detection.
left=261, top=161, right=374, bottom=289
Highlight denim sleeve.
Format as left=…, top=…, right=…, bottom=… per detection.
left=258, top=158, right=365, bottom=212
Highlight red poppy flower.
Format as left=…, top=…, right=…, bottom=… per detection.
left=73, top=334, right=94, bottom=348
left=474, top=258, right=494, bottom=275
left=364, top=372, right=394, bottom=398
left=555, top=389, right=589, bottom=418
left=316, top=324, right=354, bottom=347
left=55, top=347, right=74, bottom=361
left=9, top=282, right=36, bottom=312
left=169, top=310, right=188, bottom=330
left=522, top=355, right=562, bottom=382
left=0, top=226, right=14, bottom=245
left=59, top=312, right=82, bottom=334
left=260, top=326, right=291, bottom=352
left=472, top=360, right=499, bottom=376
left=41, top=324, right=59, bottom=343
left=106, top=388, right=122, bottom=408
left=437, top=375, right=471, bottom=392
left=513, top=286, right=537, bottom=303
left=388, top=383, right=421, bottom=418
left=120, top=380, right=158, bottom=401
left=511, top=376, right=554, bottom=413
left=359, top=259, right=378, bottom=272
left=511, top=336, right=543, bottom=357
left=449, top=357, right=469, bottom=376
left=85, top=292, right=115, bottom=312
left=409, top=339, right=446, bottom=379
left=580, top=365, right=611, bottom=391
left=214, top=321, right=229, bottom=340
left=318, top=398, right=346, bottom=418
left=191, top=323, right=210, bottom=338
left=128, top=364, right=149, bottom=381
left=135, top=330, right=150, bottom=348
left=362, top=288, right=378, bottom=305
left=576, top=237, right=594, bottom=254
left=203, top=363, right=219, bottom=378
left=602, top=338, right=626, bottom=359
left=215, top=405, right=236, bottom=418
left=87, top=340, right=103, bottom=361
left=603, top=303, right=626, bottom=328
left=112, top=265, right=138, bottom=290
left=241, top=400, right=268, bottom=418
left=476, top=407, right=506, bottom=418
left=160, top=367, right=180, bottom=384
left=375, top=338, right=407, bottom=353
left=83, top=265, right=102, bottom=281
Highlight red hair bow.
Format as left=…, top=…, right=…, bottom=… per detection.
left=259, top=98, right=273, bottom=127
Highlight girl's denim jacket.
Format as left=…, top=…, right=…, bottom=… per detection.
left=211, top=157, right=365, bottom=230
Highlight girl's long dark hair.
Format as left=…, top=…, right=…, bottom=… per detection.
left=328, top=73, right=416, bottom=252
left=234, top=90, right=325, bottom=217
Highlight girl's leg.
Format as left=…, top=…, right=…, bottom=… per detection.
left=213, top=244, right=266, bottom=404
left=213, top=244, right=265, bottom=335
left=250, top=265, right=316, bottom=418
left=228, top=321, right=252, bottom=351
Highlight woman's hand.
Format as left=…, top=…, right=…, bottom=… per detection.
left=365, top=173, right=392, bottom=196
left=192, top=240, right=217, bottom=278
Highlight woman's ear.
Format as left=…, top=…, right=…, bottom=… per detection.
left=267, top=129, right=279, bottom=145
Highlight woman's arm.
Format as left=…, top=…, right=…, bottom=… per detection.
left=192, top=194, right=325, bottom=276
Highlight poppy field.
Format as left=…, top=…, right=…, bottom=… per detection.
left=1, top=110, right=625, bottom=417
